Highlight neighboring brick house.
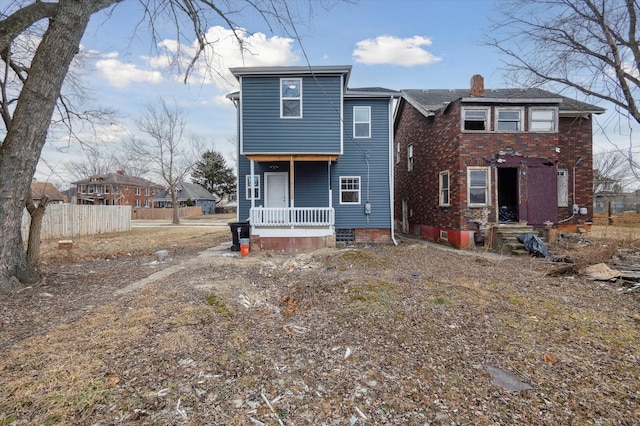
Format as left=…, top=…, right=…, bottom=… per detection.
left=394, top=75, right=605, bottom=249
left=30, top=181, right=66, bottom=204
left=73, top=171, right=163, bottom=208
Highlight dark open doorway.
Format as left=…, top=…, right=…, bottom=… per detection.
left=497, top=167, right=518, bottom=222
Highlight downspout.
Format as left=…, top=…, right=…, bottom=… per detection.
left=389, top=96, right=398, bottom=245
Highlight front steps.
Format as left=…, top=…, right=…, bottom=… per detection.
left=489, top=224, right=535, bottom=255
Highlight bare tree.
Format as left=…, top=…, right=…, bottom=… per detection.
left=0, top=0, right=335, bottom=289
left=65, top=149, right=150, bottom=181
left=126, top=98, right=195, bottom=225
left=487, top=1, right=640, bottom=167
left=593, top=149, right=636, bottom=193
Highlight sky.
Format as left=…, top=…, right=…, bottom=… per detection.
left=33, top=0, right=635, bottom=189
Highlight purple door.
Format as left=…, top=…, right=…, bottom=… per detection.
left=526, top=164, right=557, bottom=226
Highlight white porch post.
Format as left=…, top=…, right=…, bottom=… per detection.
left=328, top=159, right=333, bottom=207
left=250, top=160, right=255, bottom=210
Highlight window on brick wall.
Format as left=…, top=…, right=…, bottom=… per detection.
left=439, top=170, right=450, bottom=206
left=557, top=169, right=568, bottom=207
left=496, top=107, right=524, bottom=131
left=462, top=107, right=490, bottom=131
left=467, top=167, right=490, bottom=207
left=529, top=108, right=557, bottom=132
left=408, top=144, right=414, bottom=171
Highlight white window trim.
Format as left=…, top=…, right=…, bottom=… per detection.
left=529, top=107, right=558, bottom=132
left=408, top=144, right=414, bottom=172
left=495, top=107, right=524, bottom=132
left=467, top=166, right=491, bottom=207
left=557, top=169, right=569, bottom=207
left=245, top=175, right=261, bottom=200
left=280, top=78, right=302, bottom=119
left=353, top=106, right=371, bottom=138
left=439, top=170, right=450, bottom=207
left=339, top=176, right=361, bottom=205
left=462, top=107, right=491, bottom=132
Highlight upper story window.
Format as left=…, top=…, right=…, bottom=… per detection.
left=496, top=107, right=524, bottom=131
left=462, top=107, right=490, bottom=131
left=529, top=108, right=557, bottom=132
left=135, top=187, right=141, bottom=195
left=281, top=78, right=302, bottom=118
left=353, top=106, right=371, bottom=138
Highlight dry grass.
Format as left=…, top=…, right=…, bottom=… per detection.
left=1, top=223, right=639, bottom=424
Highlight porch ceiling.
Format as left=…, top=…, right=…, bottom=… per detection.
left=245, top=154, right=339, bottom=162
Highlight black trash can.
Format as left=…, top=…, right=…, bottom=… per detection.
left=228, top=221, right=250, bottom=251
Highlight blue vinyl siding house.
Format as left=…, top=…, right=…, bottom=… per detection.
left=227, top=65, right=399, bottom=251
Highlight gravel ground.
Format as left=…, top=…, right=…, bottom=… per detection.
left=1, top=224, right=639, bottom=425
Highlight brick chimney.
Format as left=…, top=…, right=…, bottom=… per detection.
left=470, top=74, right=484, bottom=97
left=116, top=170, right=125, bottom=175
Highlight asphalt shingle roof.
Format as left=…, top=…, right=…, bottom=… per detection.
left=153, top=182, right=216, bottom=202
left=401, top=88, right=605, bottom=116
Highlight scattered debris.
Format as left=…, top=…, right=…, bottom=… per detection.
left=583, top=263, right=622, bottom=281
left=155, top=250, right=170, bottom=263
left=518, top=233, right=571, bottom=262
left=485, top=364, right=533, bottom=392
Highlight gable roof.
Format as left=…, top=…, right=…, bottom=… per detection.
left=72, top=172, right=163, bottom=188
left=31, top=182, right=65, bottom=202
left=152, top=182, right=217, bottom=202
left=401, top=88, right=605, bottom=117
left=226, top=66, right=399, bottom=100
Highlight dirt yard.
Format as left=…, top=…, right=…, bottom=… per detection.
left=1, top=220, right=639, bottom=425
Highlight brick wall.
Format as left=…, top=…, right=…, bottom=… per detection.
left=394, top=100, right=595, bottom=233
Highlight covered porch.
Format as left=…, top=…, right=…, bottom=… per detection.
left=245, top=154, right=338, bottom=251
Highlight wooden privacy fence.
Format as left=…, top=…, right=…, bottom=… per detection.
left=593, top=212, right=640, bottom=227
left=131, top=206, right=202, bottom=220
left=21, top=204, right=131, bottom=241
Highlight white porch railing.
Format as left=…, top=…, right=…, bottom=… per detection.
left=250, top=207, right=334, bottom=227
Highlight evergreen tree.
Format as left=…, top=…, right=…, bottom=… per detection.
left=192, top=150, right=236, bottom=198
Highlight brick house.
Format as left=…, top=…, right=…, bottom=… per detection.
left=394, top=75, right=605, bottom=249
left=73, top=171, right=163, bottom=208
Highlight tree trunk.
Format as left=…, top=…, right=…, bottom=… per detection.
left=171, top=187, right=181, bottom=225
left=26, top=192, right=50, bottom=267
left=0, top=1, right=98, bottom=290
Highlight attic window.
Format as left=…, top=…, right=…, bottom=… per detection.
left=462, top=107, right=490, bottom=131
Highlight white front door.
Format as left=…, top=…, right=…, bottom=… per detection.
left=265, top=172, right=288, bottom=207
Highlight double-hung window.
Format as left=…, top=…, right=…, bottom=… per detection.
left=529, top=108, right=557, bottom=132
left=281, top=78, right=302, bottom=118
left=462, top=107, right=490, bottom=131
left=246, top=175, right=261, bottom=200
left=340, top=176, right=360, bottom=204
left=408, top=144, right=414, bottom=171
left=439, top=171, right=450, bottom=206
left=467, top=167, right=490, bottom=207
left=496, top=108, right=524, bottom=131
left=353, top=106, right=371, bottom=138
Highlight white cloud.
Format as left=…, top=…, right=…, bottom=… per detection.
left=352, top=35, right=442, bottom=66
left=153, top=26, right=298, bottom=90
left=95, top=56, right=164, bottom=88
